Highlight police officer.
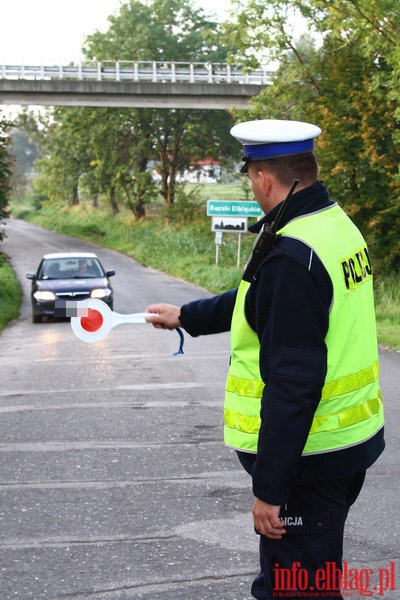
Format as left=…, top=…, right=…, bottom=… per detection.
left=146, top=119, right=385, bottom=600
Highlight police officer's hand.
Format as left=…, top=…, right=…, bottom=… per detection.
left=252, top=497, right=286, bottom=540
left=145, top=303, right=182, bottom=330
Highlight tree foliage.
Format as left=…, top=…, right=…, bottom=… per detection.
left=34, top=109, right=88, bottom=206
left=32, top=0, right=237, bottom=218
left=82, top=0, right=238, bottom=210
left=9, top=122, right=38, bottom=199
left=0, top=113, right=13, bottom=241
left=226, top=0, right=400, bottom=272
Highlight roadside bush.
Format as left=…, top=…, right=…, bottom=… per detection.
left=162, top=184, right=204, bottom=224
left=31, top=191, right=49, bottom=211
left=0, top=253, right=22, bottom=332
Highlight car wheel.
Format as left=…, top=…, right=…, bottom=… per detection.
left=32, top=313, right=42, bottom=323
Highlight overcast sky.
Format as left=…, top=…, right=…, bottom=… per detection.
left=0, top=0, right=232, bottom=64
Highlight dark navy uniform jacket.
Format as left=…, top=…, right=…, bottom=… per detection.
left=179, top=181, right=384, bottom=505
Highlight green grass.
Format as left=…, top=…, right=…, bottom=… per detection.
left=0, top=253, right=23, bottom=333
left=196, top=181, right=252, bottom=202
left=7, top=187, right=400, bottom=350
left=374, top=277, right=400, bottom=351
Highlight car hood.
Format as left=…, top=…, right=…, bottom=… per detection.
left=35, top=277, right=109, bottom=293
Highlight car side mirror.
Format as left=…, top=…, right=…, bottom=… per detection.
left=106, top=270, right=116, bottom=277
left=26, top=273, right=35, bottom=280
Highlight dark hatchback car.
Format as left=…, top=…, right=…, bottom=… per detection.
left=27, top=252, right=115, bottom=323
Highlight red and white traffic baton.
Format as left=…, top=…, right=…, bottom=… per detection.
left=69, top=298, right=184, bottom=353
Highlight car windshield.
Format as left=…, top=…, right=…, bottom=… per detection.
left=38, top=257, right=105, bottom=279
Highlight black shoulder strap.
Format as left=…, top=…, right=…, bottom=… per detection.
left=242, top=179, right=299, bottom=282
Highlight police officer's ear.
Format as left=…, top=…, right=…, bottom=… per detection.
left=258, top=169, right=275, bottom=197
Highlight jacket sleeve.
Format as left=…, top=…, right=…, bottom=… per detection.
left=179, top=289, right=237, bottom=336
left=248, top=243, right=332, bottom=505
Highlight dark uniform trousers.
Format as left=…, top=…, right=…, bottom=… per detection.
left=251, top=472, right=366, bottom=600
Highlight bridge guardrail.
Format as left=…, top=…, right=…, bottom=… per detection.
left=0, top=61, right=276, bottom=85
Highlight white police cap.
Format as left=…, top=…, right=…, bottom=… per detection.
left=230, top=119, right=322, bottom=172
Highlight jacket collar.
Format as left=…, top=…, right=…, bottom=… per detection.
left=248, top=180, right=334, bottom=233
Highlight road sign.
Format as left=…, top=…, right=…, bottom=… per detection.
left=211, top=216, right=247, bottom=232
left=214, top=231, right=223, bottom=245
left=207, top=200, right=262, bottom=217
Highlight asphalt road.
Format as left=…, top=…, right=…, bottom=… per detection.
left=0, top=217, right=399, bottom=600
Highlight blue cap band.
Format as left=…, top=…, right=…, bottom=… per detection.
left=243, top=139, right=314, bottom=161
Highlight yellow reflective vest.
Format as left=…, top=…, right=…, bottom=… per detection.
left=224, top=204, right=384, bottom=455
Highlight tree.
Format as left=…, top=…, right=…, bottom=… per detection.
left=152, top=108, right=236, bottom=210
left=82, top=0, right=237, bottom=210
left=33, top=0, right=240, bottom=218
left=79, top=107, right=156, bottom=216
left=34, top=105, right=158, bottom=217
left=9, top=125, right=38, bottom=199
left=225, top=0, right=400, bottom=271
left=34, top=109, right=90, bottom=206
left=0, top=113, right=13, bottom=241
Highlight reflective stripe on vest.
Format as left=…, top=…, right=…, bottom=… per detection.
left=225, top=365, right=382, bottom=435
left=224, top=204, right=384, bottom=455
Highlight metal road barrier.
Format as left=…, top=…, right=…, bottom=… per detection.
left=0, top=60, right=276, bottom=85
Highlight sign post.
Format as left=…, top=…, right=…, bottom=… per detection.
left=207, top=200, right=262, bottom=267
left=214, top=231, right=223, bottom=266
left=237, top=231, right=242, bottom=268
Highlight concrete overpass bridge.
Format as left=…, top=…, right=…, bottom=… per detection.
left=0, top=60, right=275, bottom=109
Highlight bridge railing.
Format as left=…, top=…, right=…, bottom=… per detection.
left=0, top=61, right=276, bottom=85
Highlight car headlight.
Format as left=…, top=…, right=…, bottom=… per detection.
left=91, top=288, right=111, bottom=299
left=33, top=290, right=56, bottom=301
